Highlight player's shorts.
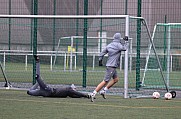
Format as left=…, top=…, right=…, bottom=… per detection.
left=104, top=67, right=118, bottom=82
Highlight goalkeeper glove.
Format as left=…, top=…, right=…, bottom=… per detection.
left=99, top=60, right=103, bottom=66
left=123, top=36, right=128, bottom=41
left=34, top=55, right=39, bottom=62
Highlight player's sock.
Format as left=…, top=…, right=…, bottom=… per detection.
left=87, top=93, right=96, bottom=99
left=100, top=87, right=107, bottom=99
left=93, top=90, right=97, bottom=95
left=89, top=90, right=97, bottom=102
left=103, top=87, right=108, bottom=92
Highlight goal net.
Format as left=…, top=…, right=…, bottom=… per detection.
left=142, top=23, right=181, bottom=91
left=0, top=14, right=170, bottom=98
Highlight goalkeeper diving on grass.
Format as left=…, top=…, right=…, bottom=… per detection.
left=89, top=33, right=129, bottom=102
left=27, top=55, right=90, bottom=98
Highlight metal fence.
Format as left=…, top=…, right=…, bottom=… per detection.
left=0, top=0, right=181, bottom=92
left=0, top=0, right=181, bottom=51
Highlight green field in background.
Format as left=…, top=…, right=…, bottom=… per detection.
left=0, top=62, right=181, bottom=89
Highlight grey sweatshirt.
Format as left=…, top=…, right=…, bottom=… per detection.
left=99, top=33, right=129, bottom=68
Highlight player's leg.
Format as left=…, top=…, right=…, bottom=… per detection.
left=105, top=68, right=119, bottom=89
left=27, top=87, right=52, bottom=97
left=89, top=81, right=107, bottom=102
left=93, top=80, right=108, bottom=93
left=35, top=56, right=47, bottom=89
left=102, top=76, right=119, bottom=91
left=34, top=55, right=53, bottom=93
left=89, top=67, right=114, bottom=102
left=27, top=55, right=53, bottom=97
left=27, top=88, right=42, bottom=96
left=68, top=87, right=89, bottom=98
left=100, top=67, right=118, bottom=99
left=27, top=81, right=42, bottom=96
left=92, top=81, right=108, bottom=101
left=107, top=77, right=119, bottom=88
left=29, top=82, right=39, bottom=90
left=99, top=77, right=118, bottom=99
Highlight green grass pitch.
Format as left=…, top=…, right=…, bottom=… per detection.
left=0, top=89, right=181, bottom=119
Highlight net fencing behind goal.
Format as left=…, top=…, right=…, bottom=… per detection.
left=53, top=36, right=116, bottom=71
left=0, top=14, right=173, bottom=98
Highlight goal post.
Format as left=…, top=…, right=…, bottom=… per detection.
left=0, top=14, right=171, bottom=98
left=142, top=23, right=181, bottom=91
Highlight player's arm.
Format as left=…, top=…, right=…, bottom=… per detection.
left=119, top=36, right=129, bottom=51
left=99, top=47, right=108, bottom=66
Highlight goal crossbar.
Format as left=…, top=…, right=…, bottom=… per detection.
left=156, top=23, right=181, bottom=26
left=0, top=14, right=144, bottom=19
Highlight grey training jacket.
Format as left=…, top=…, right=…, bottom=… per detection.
left=99, top=33, right=129, bottom=68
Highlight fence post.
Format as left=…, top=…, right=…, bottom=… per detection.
left=136, top=0, right=142, bottom=90
left=52, top=0, right=56, bottom=51
left=82, top=0, right=88, bottom=87
left=32, top=0, right=38, bottom=85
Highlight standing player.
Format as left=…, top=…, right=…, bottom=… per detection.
left=27, top=55, right=90, bottom=98
left=89, top=33, right=129, bottom=102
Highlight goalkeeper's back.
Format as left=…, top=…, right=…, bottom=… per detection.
left=50, top=87, right=69, bottom=97
left=99, top=33, right=129, bottom=68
